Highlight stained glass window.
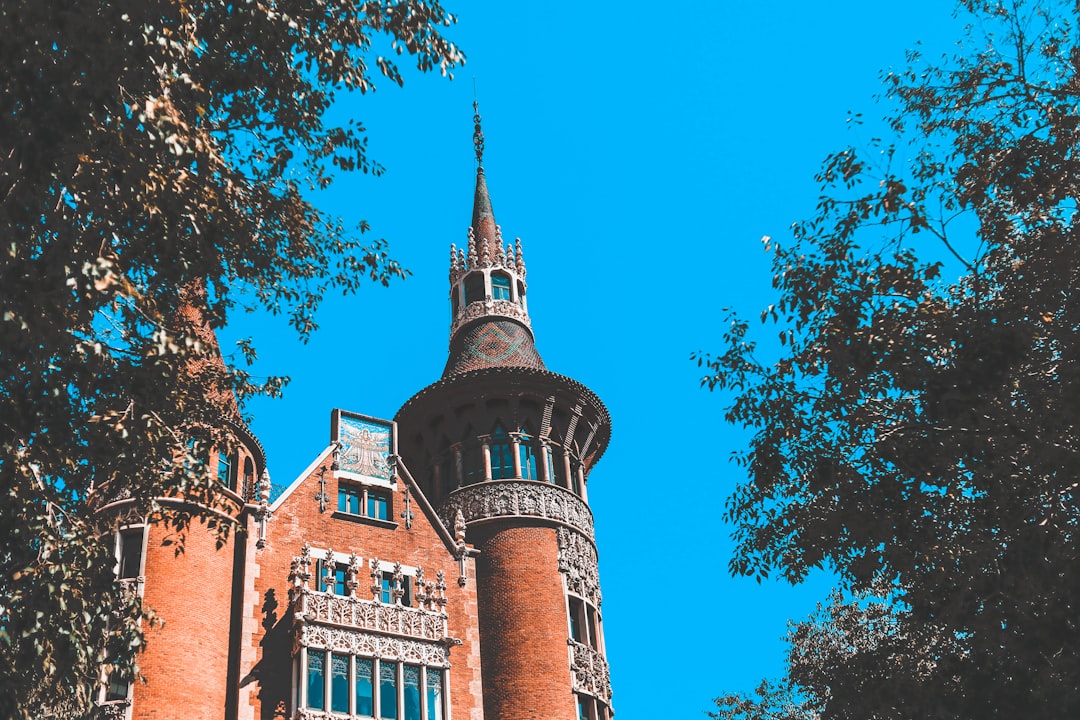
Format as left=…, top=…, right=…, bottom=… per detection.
left=356, top=658, right=374, bottom=716
left=331, top=653, right=350, bottom=713
left=307, top=651, right=325, bottom=711
left=426, top=669, right=445, bottom=720
left=403, top=665, right=421, bottom=720
left=379, top=661, right=398, bottom=719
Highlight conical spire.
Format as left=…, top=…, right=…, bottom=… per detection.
left=469, top=102, right=501, bottom=265
left=441, top=105, right=543, bottom=377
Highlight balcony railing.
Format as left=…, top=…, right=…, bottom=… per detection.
left=292, top=587, right=448, bottom=642
left=569, top=638, right=613, bottom=704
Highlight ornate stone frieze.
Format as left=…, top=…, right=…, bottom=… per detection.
left=568, top=639, right=613, bottom=705
left=557, top=527, right=602, bottom=607
left=440, top=481, right=594, bottom=541
left=295, top=624, right=451, bottom=668
left=294, top=587, right=448, bottom=642
left=451, top=298, right=532, bottom=335
left=92, top=701, right=131, bottom=720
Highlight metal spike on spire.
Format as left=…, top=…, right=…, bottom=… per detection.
left=472, top=99, right=485, bottom=169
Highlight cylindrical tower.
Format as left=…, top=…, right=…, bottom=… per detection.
left=396, top=107, right=614, bottom=720
left=92, top=282, right=266, bottom=720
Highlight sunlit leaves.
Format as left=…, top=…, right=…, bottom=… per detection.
left=701, top=1, right=1080, bottom=717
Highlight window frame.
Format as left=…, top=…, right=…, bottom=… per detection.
left=300, top=650, right=447, bottom=720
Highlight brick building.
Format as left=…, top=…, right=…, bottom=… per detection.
left=95, top=115, right=614, bottom=720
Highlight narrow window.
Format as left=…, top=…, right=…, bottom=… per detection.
left=491, top=272, right=511, bottom=300
left=426, top=669, right=445, bottom=720
left=547, top=446, right=566, bottom=486
left=464, top=273, right=485, bottom=305
left=451, top=285, right=460, bottom=318
left=117, top=529, right=143, bottom=580
left=356, top=658, right=375, bottom=717
left=489, top=424, right=514, bottom=480
left=105, top=668, right=129, bottom=701
left=339, top=484, right=362, bottom=514
left=331, top=653, right=350, bottom=713
left=569, top=597, right=587, bottom=644
left=587, top=606, right=600, bottom=650
left=403, top=665, right=422, bottom=720
left=368, top=490, right=389, bottom=521
left=462, top=442, right=482, bottom=485
left=307, top=651, right=326, bottom=711
left=518, top=435, right=538, bottom=480
left=379, top=573, right=393, bottom=604
left=379, top=661, right=398, bottom=719
left=217, top=450, right=236, bottom=489
left=570, top=458, right=583, bottom=495
left=243, top=457, right=255, bottom=499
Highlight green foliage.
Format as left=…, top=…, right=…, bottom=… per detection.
left=0, top=1, right=462, bottom=717
left=697, top=1, right=1079, bottom=717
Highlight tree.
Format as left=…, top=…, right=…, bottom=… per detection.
left=697, top=1, right=1079, bottom=717
left=0, top=2, right=462, bottom=717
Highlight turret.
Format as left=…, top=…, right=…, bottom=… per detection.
left=396, top=106, right=614, bottom=720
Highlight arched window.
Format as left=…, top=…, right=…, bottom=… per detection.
left=243, top=457, right=255, bottom=499
left=464, top=273, right=485, bottom=305
left=489, top=423, right=514, bottom=480
left=491, top=272, right=511, bottom=301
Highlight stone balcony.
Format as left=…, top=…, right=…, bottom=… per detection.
left=292, top=586, right=448, bottom=642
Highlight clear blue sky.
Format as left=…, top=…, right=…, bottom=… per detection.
left=222, top=3, right=968, bottom=718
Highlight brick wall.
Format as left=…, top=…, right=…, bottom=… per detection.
left=473, top=524, right=576, bottom=720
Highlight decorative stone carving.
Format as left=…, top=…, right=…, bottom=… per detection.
left=451, top=298, right=532, bottom=336
left=295, top=623, right=452, bottom=668
left=92, top=701, right=131, bottom=720
left=568, top=639, right=613, bottom=704
left=294, top=587, right=449, bottom=641
left=557, top=527, right=602, bottom=607
left=440, top=480, right=595, bottom=541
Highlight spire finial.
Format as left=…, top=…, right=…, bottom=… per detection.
left=472, top=99, right=485, bottom=169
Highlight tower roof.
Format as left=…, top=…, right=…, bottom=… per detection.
left=442, top=105, right=543, bottom=377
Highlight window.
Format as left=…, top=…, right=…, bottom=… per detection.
left=491, top=272, right=511, bottom=301
left=518, top=435, right=538, bottom=480
left=368, top=490, right=389, bottom=521
left=546, top=445, right=565, bottom=486
left=379, top=572, right=412, bottom=606
left=303, top=653, right=446, bottom=720
left=356, top=658, right=375, bottom=716
left=105, top=668, right=130, bottom=701
left=117, top=528, right=144, bottom=580
left=380, top=661, right=398, bottom=719
left=217, top=450, right=236, bottom=489
left=568, top=595, right=602, bottom=650
left=489, top=424, right=513, bottom=480
left=464, top=273, right=485, bottom=305
left=339, top=483, right=391, bottom=522
left=425, top=669, right=445, bottom=720
left=316, top=559, right=349, bottom=595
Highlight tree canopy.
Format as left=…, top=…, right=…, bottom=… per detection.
left=698, top=1, right=1079, bottom=717
left=0, top=2, right=462, bottom=717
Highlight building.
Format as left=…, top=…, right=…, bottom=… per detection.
left=96, top=113, right=615, bottom=720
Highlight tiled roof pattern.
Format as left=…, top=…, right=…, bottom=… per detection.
left=442, top=319, right=545, bottom=376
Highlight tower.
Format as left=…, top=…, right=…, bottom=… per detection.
left=395, top=107, right=614, bottom=720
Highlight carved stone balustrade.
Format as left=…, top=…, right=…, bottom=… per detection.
left=439, top=480, right=594, bottom=541
left=568, top=639, right=613, bottom=705
left=450, top=298, right=532, bottom=336
left=293, top=587, right=448, bottom=642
